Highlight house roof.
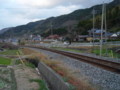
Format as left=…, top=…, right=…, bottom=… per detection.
left=46, top=34, right=60, bottom=39
left=88, top=29, right=106, bottom=34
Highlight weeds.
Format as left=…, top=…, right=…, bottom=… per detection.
left=25, top=62, right=36, bottom=68
left=0, top=68, right=17, bottom=90
left=30, top=79, right=48, bottom=90
left=23, top=48, right=95, bottom=90
left=21, top=48, right=38, bottom=55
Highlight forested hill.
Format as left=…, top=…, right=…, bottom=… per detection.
left=77, top=0, right=120, bottom=35
left=0, top=0, right=120, bottom=38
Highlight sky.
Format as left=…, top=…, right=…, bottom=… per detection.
left=0, top=0, right=113, bottom=30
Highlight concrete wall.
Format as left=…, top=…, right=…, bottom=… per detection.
left=38, top=62, right=69, bottom=90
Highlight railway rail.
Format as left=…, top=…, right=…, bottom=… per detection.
left=28, top=46, right=120, bottom=74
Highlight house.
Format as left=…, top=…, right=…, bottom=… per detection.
left=76, top=35, right=89, bottom=41
left=30, top=34, right=42, bottom=41
left=111, top=34, right=118, bottom=37
left=88, top=29, right=111, bottom=39
left=110, top=33, right=118, bottom=39
left=88, top=29, right=106, bottom=36
left=46, top=34, right=60, bottom=40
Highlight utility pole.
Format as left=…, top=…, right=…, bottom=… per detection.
left=51, top=21, right=53, bottom=36
left=104, top=3, right=108, bottom=56
left=92, top=8, right=95, bottom=51
left=100, top=3, right=105, bottom=56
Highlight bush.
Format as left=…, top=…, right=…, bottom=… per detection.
left=25, top=58, right=39, bottom=67
left=107, top=39, right=120, bottom=42
left=0, top=43, right=19, bottom=50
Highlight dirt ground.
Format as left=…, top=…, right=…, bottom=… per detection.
left=13, top=65, right=40, bottom=90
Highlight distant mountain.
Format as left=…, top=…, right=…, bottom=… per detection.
left=0, top=27, right=12, bottom=34
left=0, top=0, right=120, bottom=38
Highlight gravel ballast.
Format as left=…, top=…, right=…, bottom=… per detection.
left=31, top=48, right=120, bottom=90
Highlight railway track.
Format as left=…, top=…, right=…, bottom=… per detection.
left=29, top=46, right=120, bottom=74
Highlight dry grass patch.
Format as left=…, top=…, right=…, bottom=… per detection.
left=21, top=48, right=38, bottom=55
left=44, top=60, right=95, bottom=90
left=26, top=49, right=96, bottom=90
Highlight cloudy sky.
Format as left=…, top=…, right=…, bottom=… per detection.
left=0, top=0, right=113, bottom=29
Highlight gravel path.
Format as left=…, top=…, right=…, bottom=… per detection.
left=31, top=48, right=120, bottom=90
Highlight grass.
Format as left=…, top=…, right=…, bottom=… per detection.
left=0, top=80, right=6, bottom=89
left=92, top=49, right=110, bottom=55
left=0, top=68, right=17, bottom=90
left=52, top=47, right=83, bottom=53
left=26, top=51, right=94, bottom=90
left=0, top=49, right=18, bottom=55
left=41, top=59, right=94, bottom=90
left=0, top=57, right=11, bottom=65
left=30, top=79, right=48, bottom=90
left=92, top=49, right=120, bottom=58
left=52, top=46, right=120, bottom=59
left=25, top=62, right=36, bottom=68
left=52, top=46, right=93, bottom=54
left=22, top=48, right=95, bottom=90
left=52, top=47, right=119, bottom=59
left=21, top=48, right=37, bottom=55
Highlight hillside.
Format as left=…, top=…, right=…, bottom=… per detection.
left=0, top=0, right=120, bottom=38
left=77, top=3, right=120, bottom=35
left=0, top=27, right=12, bottom=34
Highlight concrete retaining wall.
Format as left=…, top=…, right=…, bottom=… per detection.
left=38, top=62, right=69, bottom=90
